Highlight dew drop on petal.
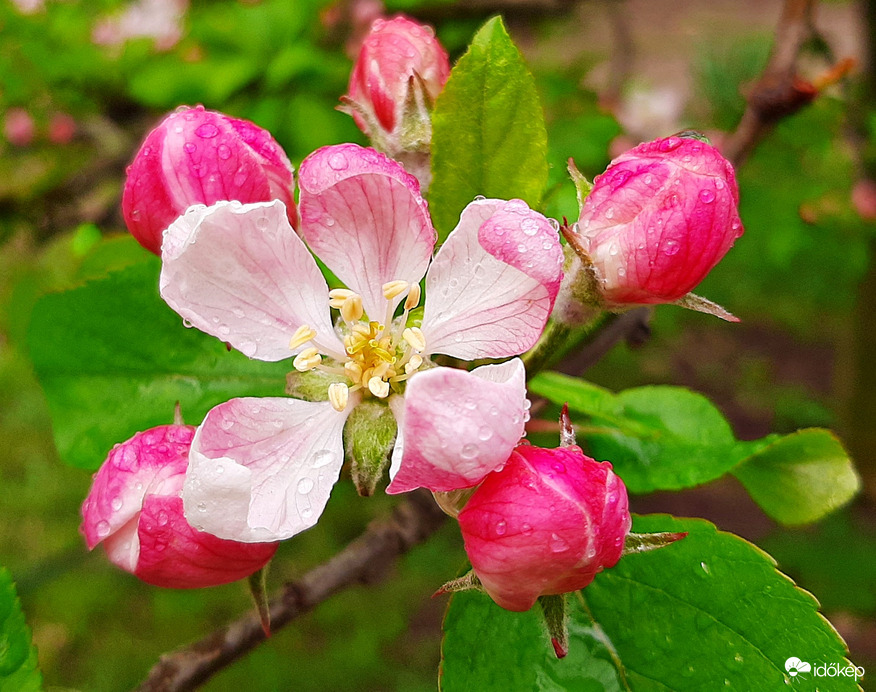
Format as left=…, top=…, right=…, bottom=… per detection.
left=495, top=520, right=507, bottom=536
left=700, top=561, right=711, bottom=575
left=521, top=523, right=533, bottom=535
left=659, top=137, right=681, bottom=152
left=184, top=142, right=196, bottom=154
left=548, top=218, right=560, bottom=232
left=197, top=502, right=207, bottom=512
left=328, top=152, right=348, bottom=170
left=474, top=195, right=486, bottom=201
left=550, top=533, right=569, bottom=553
left=297, top=477, right=314, bottom=494
left=195, top=122, right=220, bottom=139
left=551, top=461, right=565, bottom=474
left=220, top=418, right=234, bottom=431
left=605, top=207, right=615, bottom=220
left=461, top=443, right=478, bottom=460
left=111, top=497, right=123, bottom=511
left=478, top=426, right=493, bottom=441
left=182, top=319, right=194, bottom=329
left=312, top=450, right=335, bottom=469
left=96, top=520, right=111, bottom=538
left=217, top=144, right=231, bottom=160
left=664, top=240, right=680, bottom=256
left=699, top=189, right=716, bottom=204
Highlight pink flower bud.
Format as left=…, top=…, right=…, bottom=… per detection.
left=458, top=444, right=631, bottom=612
left=48, top=112, right=77, bottom=145
left=577, top=134, right=743, bottom=306
left=81, top=425, right=278, bottom=588
left=4, top=107, right=36, bottom=147
left=345, top=15, right=450, bottom=143
left=122, top=105, right=296, bottom=255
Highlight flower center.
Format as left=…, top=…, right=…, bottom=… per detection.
left=288, top=280, right=427, bottom=411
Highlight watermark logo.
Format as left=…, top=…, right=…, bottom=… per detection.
left=784, top=657, right=864, bottom=683
left=785, top=658, right=811, bottom=677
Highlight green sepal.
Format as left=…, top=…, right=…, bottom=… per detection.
left=248, top=565, right=271, bottom=638
left=435, top=570, right=483, bottom=597
left=621, top=531, right=688, bottom=557
left=567, top=158, right=593, bottom=215
left=285, top=368, right=345, bottom=402
left=538, top=594, right=569, bottom=659
left=344, top=399, right=398, bottom=496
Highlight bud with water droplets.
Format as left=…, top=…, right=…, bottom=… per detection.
left=556, top=133, right=743, bottom=322
left=457, top=443, right=631, bottom=612
left=341, top=15, right=450, bottom=187
left=122, top=105, right=297, bottom=255
left=80, top=425, right=278, bottom=588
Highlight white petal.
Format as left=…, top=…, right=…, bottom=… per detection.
left=386, top=359, right=527, bottom=494
left=182, top=397, right=350, bottom=542
left=160, top=200, right=343, bottom=361
left=421, top=199, right=563, bottom=359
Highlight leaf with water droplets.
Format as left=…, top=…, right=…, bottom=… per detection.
left=0, top=568, right=42, bottom=692
left=441, top=515, right=859, bottom=692
left=28, top=261, right=291, bottom=469
left=430, top=17, right=548, bottom=240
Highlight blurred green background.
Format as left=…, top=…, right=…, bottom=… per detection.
left=2, top=0, right=875, bottom=689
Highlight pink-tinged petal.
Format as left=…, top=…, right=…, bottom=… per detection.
left=298, top=144, right=435, bottom=319
left=183, top=397, right=350, bottom=542
left=421, top=199, right=563, bottom=359
left=160, top=200, right=343, bottom=360
left=133, top=495, right=278, bottom=589
left=386, top=359, right=527, bottom=494
left=81, top=425, right=193, bottom=550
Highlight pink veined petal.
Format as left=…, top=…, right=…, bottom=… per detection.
left=421, top=199, right=563, bottom=360
left=134, top=494, right=278, bottom=589
left=80, top=425, right=192, bottom=550
left=298, top=144, right=435, bottom=320
left=160, top=200, right=343, bottom=361
left=386, top=359, right=527, bottom=494
left=182, top=397, right=350, bottom=542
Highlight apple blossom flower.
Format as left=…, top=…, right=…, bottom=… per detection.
left=81, top=425, right=278, bottom=588
left=158, top=143, right=564, bottom=543
left=122, top=105, right=296, bottom=255
left=4, top=107, right=35, bottom=147
left=92, top=0, right=188, bottom=51
left=556, top=134, right=743, bottom=319
left=457, top=443, right=631, bottom=612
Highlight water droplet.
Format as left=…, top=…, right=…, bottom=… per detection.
left=478, top=426, right=493, bottom=441
left=495, top=520, right=507, bottom=536
left=715, top=179, right=725, bottom=190
left=238, top=339, right=257, bottom=357
left=184, top=142, right=196, bottom=154
left=135, top=482, right=143, bottom=492
left=96, top=520, right=111, bottom=537
left=328, top=152, right=348, bottom=170
left=699, top=188, right=715, bottom=204
left=605, top=207, right=615, bottom=220
left=586, top=546, right=596, bottom=559
left=111, top=497, right=123, bottom=511
left=664, top=240, right=680, bottom=256
left=644, top=174, right=653, bottom=185
left=142, top=146, right=152, bottom=157
left=521, top=218, right=539, bottom=236
left=461, top=443, right=479, bottom=460
left=551, top=461, right=565, bottom=474
left=312, top=450, right=335, bottom=468
left=474, top=195, right=486, bottom=201
left=659, top=137, right=681, bottom=152
left=220, top=418, right=234, bottom=431
left=517, top=243, right=528, bottom=253
left=548, top=218, right=560, bottom=232
left=700, top=561, right=711, bottom=575
left=183, top=319, right=194, bottom=329
left=608, top=244, right=619, bottom=256
left=218, top=324, right=231, bottom=337
left=157, top=511, right=169, bottom=526
left=490, top=407, right=500, bottom=417
left=195, top=122, right=220, bottom=138
left=734, top=653, right=744, bottom=664
left=256, top=216, right=269, bottom=231
left=521, top=523, right=533, bottom=535
left=617, top=267, right=626, bottom=277
left=297, top=477, right=315, bottom=494
left=215, top=464, right=224, bottom=474
left=217, top=144, right=231, bottom=160
left=550, top=533, right=569, bottom=553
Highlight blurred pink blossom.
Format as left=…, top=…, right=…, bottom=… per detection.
left=93, top=0, right=189, bottom=51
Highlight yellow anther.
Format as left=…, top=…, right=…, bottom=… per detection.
left=352, top=323, right=372, bottom=337
left=404, top=354, right=423, bottom=375
left=328, top=288, right=357, bottom=309
left=404, top=284, right=421, bottom=310
left=293, top=347, right=321, bottom=372
left=372, top=347, right=394, bottom=363
left=340, top=294, right=364, bottom=323
left=368, top=376, right=390, bottom=398
left=289, top=324, right=317, bottom=351
left=402, top=327, right=426, bottom=352
left=327, top=382, right=350, bottom=412
left=382, top=280, right=410, bottom=300
left=344, top=361, right=363, bottom=382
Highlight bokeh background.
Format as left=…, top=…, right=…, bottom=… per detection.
left=2, top=0, right=875, bottom=689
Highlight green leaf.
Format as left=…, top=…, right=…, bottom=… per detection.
left=441, top=516, right=860, bottom=692
left=528, top=372, right=859, bottom=524
left=0, top=568, right=42, bottom=692
left=28, top=261, right=290, bottom=470
left=430, top=16, right=548, bottom=239
left=732, top=430, right=860, bottom=525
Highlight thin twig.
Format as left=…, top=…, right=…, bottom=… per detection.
left=722, top=0, right=818, bottom=167
left=135, top=490, right=446, bottom=692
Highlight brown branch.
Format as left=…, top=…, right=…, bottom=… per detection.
left=135, top=490, right=446, bottom=692
left=722, top=0, right=819, bottom=167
